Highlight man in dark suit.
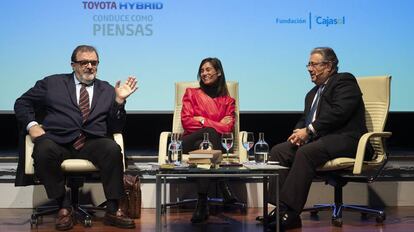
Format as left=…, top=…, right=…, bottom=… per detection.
left=268, top=47, right=370, bottom=230
left=14, top=45, right=137, bottom=230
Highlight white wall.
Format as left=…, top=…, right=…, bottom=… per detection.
left=2, top=181, right=414, bottom=208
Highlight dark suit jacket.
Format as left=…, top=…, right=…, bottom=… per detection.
left=14, top=73, right=126, bottom=186
left=295, top=72, right=369, bottom=156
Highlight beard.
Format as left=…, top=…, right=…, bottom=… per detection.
left=79, top=72, right=96, bottom=85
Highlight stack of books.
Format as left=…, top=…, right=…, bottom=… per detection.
left=187, top=149, right=223, bottom=165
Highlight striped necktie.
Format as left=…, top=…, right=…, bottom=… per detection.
left=305, top=85, right=324, bottom=127
left=73, top=83, right=90, bottom=150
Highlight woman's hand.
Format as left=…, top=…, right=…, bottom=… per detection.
left=220, top=116, right=233, bottom=125
left=194, top=116, right=205, bottom=124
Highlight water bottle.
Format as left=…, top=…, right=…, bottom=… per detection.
left=167, top=138, right=177, bottom=164
left=175, top=137, right=182, bottom=165
left=254, top=132, right=269, bottom=164
left=168, top=133, right=182, bottom=165
left=199, top=133, right=213, bottom=150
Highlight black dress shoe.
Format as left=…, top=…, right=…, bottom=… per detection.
left=104, top=209, right=135, bottom=229
left=219, top=181, right=238, bottom=204
left=267, top=211, right=302, bottom=231
left=256, top=208, right=276, bottom=223
left=191, top=197, right=209, bottom=223
left=280, top=211, right=302, bottom=230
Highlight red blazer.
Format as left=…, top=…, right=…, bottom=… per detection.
left=181, top=88, right=235, bottom=135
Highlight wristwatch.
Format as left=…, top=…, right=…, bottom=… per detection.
left=200, top=118, right=205, bottom=125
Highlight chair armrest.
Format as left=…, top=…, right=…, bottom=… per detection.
left=353, top=131, right=392, bottom=174
left=238, top=131, right=248, bottom=163
left=25, top=135, right=35, bottom=175
left=113, top=133, right=125, bottom=171
left=158, top=131, right=171, bottom=164
left=113, top=133, right=124, bottom=151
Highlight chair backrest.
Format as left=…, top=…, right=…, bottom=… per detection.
left=357, top=75, right=391, bottom=162
left=318, top=75, right=391, bottom=173
left=172, top=81, right=242, bottom=158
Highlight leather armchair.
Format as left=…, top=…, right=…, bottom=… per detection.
left=303, top=75, right=392, bottom=227
left=26, top=133, right=125, bottom=228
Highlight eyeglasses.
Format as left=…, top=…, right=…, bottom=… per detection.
left=73, top=60, right=99, bottom=67
left=306, top=61, right=327, bottom=68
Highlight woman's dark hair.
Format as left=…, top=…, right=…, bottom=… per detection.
left=197, top=57, right=229, bottom=96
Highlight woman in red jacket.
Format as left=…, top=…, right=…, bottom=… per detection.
left=181, top=57, right=236, bottom=223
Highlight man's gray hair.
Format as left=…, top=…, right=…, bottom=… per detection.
left=311, top=47, right=339, bottom=72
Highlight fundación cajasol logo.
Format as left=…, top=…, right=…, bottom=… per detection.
left=81, top=1, right=164, bottom=37
left=275, top=12, right=346, bottom=29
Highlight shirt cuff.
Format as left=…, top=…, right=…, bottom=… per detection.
left=26, top=121, right=39, bottom=132
left=308, top=124, right=316, bottom=135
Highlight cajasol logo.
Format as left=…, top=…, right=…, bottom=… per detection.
left=315, top=16, right=345, bottom=27
left=274, top=12, right=346, bottom=30
left=309, top=12, right=345, bottom=29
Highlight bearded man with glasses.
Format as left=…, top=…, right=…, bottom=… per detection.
left=14, top=45, right=138, bottom=230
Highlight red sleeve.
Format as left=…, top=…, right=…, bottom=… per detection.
left=203, top=97, right=235, bottom=134
left=181, top=89, right=236, bottom=135
left=181, top=88, right=202, bottom=133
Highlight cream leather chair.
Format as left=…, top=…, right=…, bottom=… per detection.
left=158, top=81, right=248, bottom=213
left=303, top=76, right=392, bottom=226
left=26, top=133, right=124, bottom=228
left=158, top=81, right=247, bottom=164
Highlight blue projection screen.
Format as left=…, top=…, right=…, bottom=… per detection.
left=1, top=0, right=413, bottom=112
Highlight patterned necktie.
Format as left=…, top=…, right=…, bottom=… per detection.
left=73, top=83, right=90, bottom=150
left=305, top=85, right=324, bottom=126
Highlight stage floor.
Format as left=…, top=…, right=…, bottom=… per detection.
left=0, top=207, right=413, bottom=232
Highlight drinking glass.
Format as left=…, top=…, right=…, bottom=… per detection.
left=242, top=132, right=255, bottom=160
left=242, top=132, right=255, bottom=151
left=221, top=132, right=234, bottom=163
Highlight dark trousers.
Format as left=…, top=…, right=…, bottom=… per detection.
left=182, top=127, right=224, bottom=195
left=182, top=127, right=224, bottom=154
left=32, top=137, right=125, bottom=201
left=269, top=136, right=358, bottom=214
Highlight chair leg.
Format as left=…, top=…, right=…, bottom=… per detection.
left=162, top=198, right=198, bottom=214
left=232, top=201, right=248, bottom=214
left=30, top=206, right=60, bottom=228
left=162, top=197, right=247, bottom=215
left=303, top=203, right=333, bottom=212
left=68, top=176, right=106, bottom=227
left=30, top=177, right=108, bottom=228
left=342, top=204, right=386, bottom=223
left=303, top=183, right=386, bottom=227
left=343, top=204, right=384, bottom=215
left=302, top=183, right=345, bottom=226
left=162, top=181, right=247, bottom=215
left=72, top=203, right=106, bottom=227
left=74, top=206, right=92, bottom=227
left=207, top=197, right=247, bottom=214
